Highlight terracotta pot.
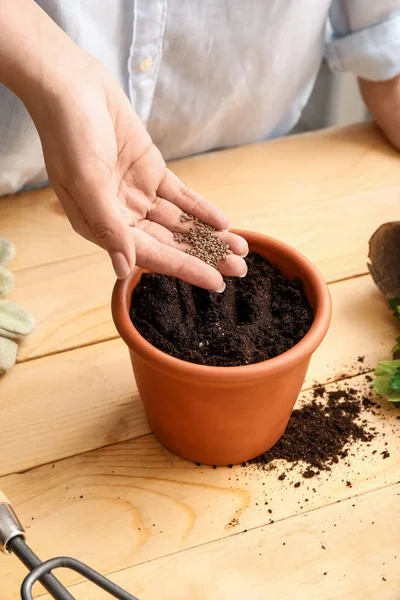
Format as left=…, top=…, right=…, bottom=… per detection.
left=112, top=230, right=331, bottom=465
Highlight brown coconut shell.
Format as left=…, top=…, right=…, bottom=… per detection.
left=368, top=222, right=400, bottom=298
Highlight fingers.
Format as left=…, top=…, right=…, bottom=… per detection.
left=147, top=196, right=249, bottom=257
left=217, top=231, right=249, bottom=258
left=146, top=195, right=182, bottom=229
left=157, top=169, right=229, bottom=231
left=54, top=182, right=136, bottom=279
left=133, top=228, right=226, bottom=292
left=56, top=180, right=247, bottom=286
left=138, top=220, right=248, bottom=278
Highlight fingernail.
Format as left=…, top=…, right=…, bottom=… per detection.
left=216, top=210, right=230, bottom=230
left=111, top=252, right=131, bottom=279
left=216, top=282, right=226, bottom=293
left=239, top=266, right=248, bottom=278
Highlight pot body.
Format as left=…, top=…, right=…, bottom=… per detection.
left=130, top=349, right=311, bottom=464
left=112, top=230, right=331, bottom=465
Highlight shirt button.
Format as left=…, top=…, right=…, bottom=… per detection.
left=139, top=58, right=153, bottom=72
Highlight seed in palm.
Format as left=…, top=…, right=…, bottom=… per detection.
left=174, top=215, right=231, bottom=267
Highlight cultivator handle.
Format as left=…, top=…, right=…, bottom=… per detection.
left=0, top=489, right=140, bottom=600
left=0, top=490, right=26, bottom=554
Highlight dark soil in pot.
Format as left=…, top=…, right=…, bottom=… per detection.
left=130, top=252, right=314, bottom=366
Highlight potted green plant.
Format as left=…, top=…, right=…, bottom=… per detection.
left=368, top=222, right=400, bottom=407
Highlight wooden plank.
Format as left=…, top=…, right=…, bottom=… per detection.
left=2, top=124, right=399, bottom=277
left=40, top=484, right=399, bottom=600
left=1, top=274, right=398, bottom=476
left=1, top=376, right=398, bottom=597
left=0, top=186, right=95, bottom=271
left=9, top=252, right=116, bottom=361
left=0, top=338, right=148, bottom=476
left=304, top=275, right=396, bottom=388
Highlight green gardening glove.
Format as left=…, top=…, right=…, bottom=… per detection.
left=0, top=237, right=16, bottom=266
left=0, top=237, right=15, bottom=298
left=0, top=300, right=35, bottom=340
left=0, top=238, right=35, bottom=374
left=0, top=337, right=18, bottom=374
left=0, top=265, right=14, bottom=297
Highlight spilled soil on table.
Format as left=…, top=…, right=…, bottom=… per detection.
left=247, top=381, right=387, bottom=478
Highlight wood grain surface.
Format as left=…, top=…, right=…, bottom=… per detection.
left=1, top=124, right=399, bottom=600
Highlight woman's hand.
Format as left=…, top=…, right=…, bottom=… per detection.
left=29, top=59, right=248, bottom=289
left=0, top=0, right=247, bottom=291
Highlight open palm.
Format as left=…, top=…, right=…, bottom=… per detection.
left=32, top=60, right=248, bottom=290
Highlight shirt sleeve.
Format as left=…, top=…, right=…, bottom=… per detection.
left=325, top=1, right=400, bottom=80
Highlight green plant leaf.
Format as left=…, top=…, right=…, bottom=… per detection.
left=374, top=301, right=400, bottom=407
left=374, top=360, right=400, bottom=377
left=387, top=390, right=400, bottom=404
left=392, top=336, right=400, bottom=359
left=388, top=298, right=400, bottom=322
left=389, top=368, right=400, bottom=391
left=372, top=374, right=392, bottom=397
left=372, top=360, right=400, bottom=399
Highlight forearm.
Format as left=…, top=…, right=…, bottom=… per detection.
left=0, top=0, right=90, bottom=112
left=359, top=74, right=400, bottom=150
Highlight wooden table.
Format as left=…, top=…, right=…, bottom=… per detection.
left=0, top=123, right=399, bottom=600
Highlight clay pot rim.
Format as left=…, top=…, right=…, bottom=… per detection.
left=112, top=229, right=331, bottom=382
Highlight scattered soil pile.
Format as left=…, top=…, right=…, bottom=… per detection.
left=130, top=252, right=313, bottom=366
left=248, top=385, right=383, bottom=478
